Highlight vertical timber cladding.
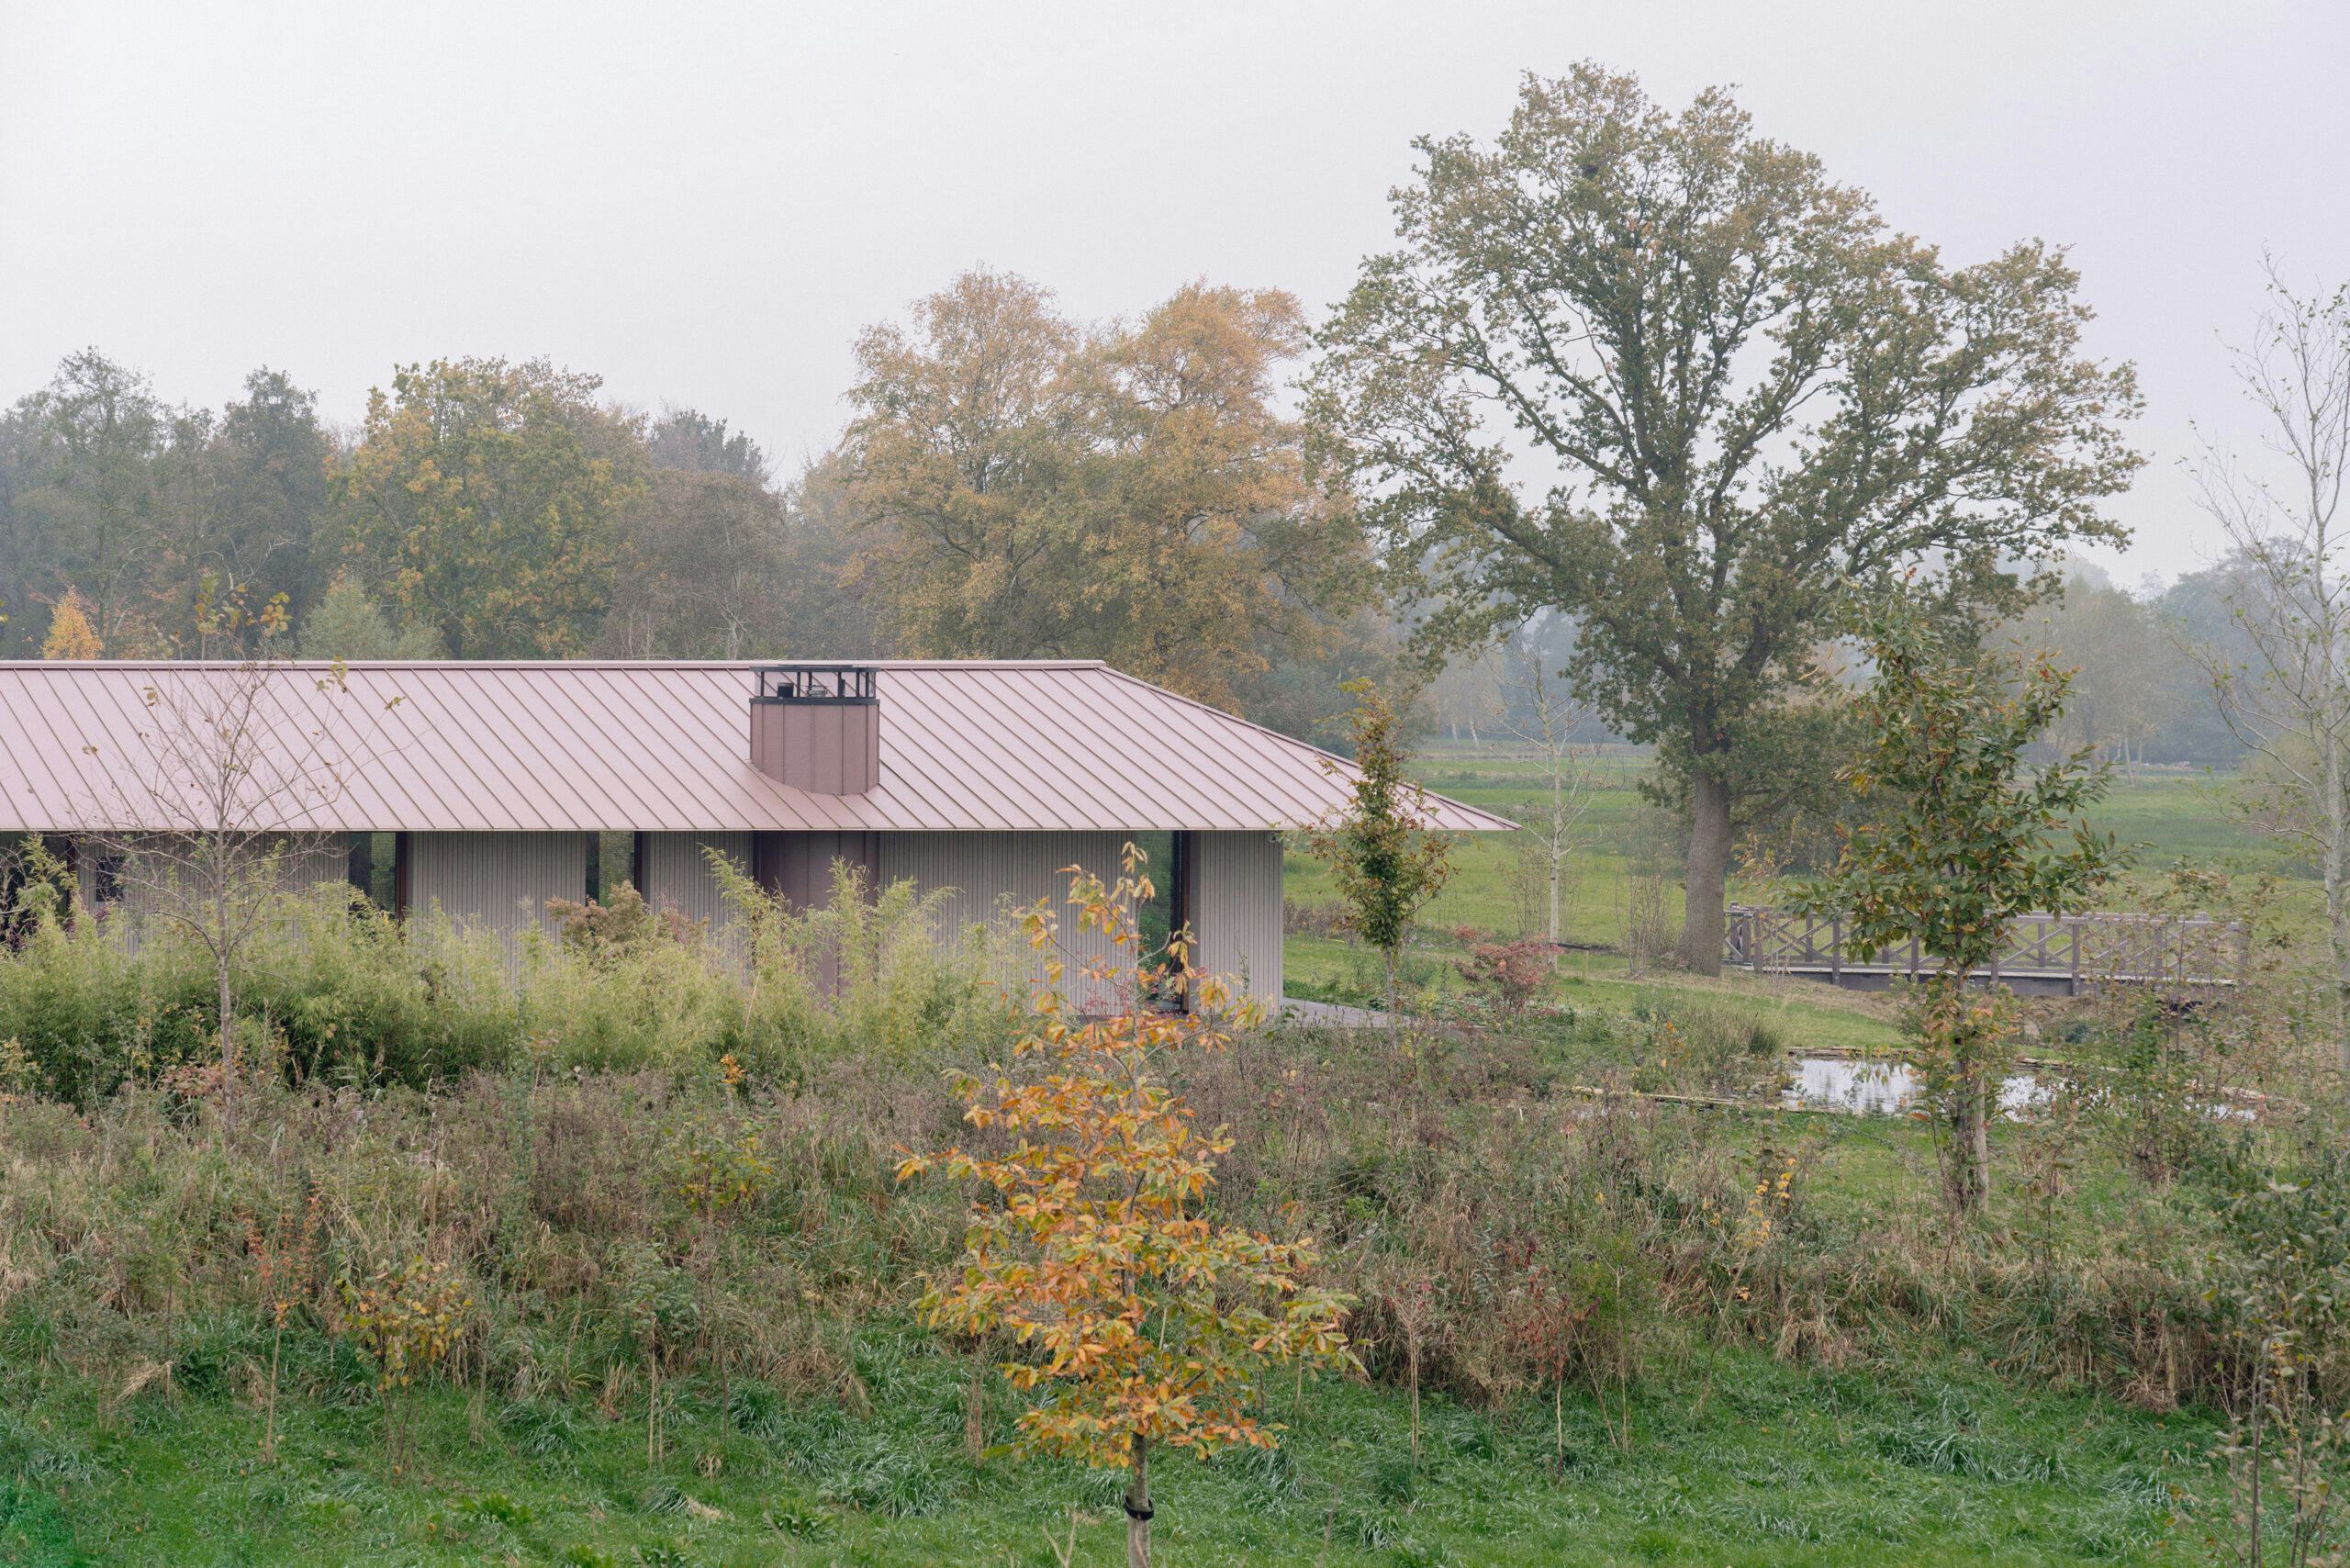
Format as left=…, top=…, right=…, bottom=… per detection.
left=405, top=832, right=586, bottom=944
left=752, top=830, right=882, bottom=995
left=878, top=831, right=1125, bottom=1011
left=1192, top=832, right=1284, bottom=1003
left=637, top=831, right=755, bottom=945
left=751, top=831, right=882, bottom=910
left=748, top=677, right=880, bottom=795
left=68, top=834, right=353, bottom=953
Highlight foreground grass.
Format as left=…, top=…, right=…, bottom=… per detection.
left=5, top=1329, right=2211, bottom=1566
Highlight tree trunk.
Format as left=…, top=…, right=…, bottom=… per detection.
left=1678, top=770, right=1731, bottom=976
left=1966, top=1064, right=1993, bottom=1214
left=1125, top=1432, right=1151, bottom=1568
left=1383, top=946, right=1400, bottom=1045
left=1547, top=770, right=1563, bottom=946
left=965, top=1347, right=986, bottom=1462
left=1944, top=994, right=1993, bottom=1216
left=2327, top=727, right=2350, bottom=1092
left=216, top=857, right=237, bottom=1118
left=1547, top=839, right=1561, bottom=946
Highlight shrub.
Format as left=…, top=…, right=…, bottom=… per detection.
left=1627, top=1002, right=1781, bottom=1099
left=1454, top=937, right=1552, bottom=1018
left=0, top=866, right=1013, bottom=1103
left=706, top=853, right=1017, bottom=1082
left=0, top=902, right=212, bottom=1102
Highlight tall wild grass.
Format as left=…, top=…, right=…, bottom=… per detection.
left=0, top=868, right=1017, bottom=1103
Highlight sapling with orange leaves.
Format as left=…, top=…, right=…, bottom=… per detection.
left=899, top=846, right=1354, bottom=1568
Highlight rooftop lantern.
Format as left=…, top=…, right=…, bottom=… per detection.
left=749, top=663, right=879, bottom=795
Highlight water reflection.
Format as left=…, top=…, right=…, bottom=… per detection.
left=1784, top=1057, right=2045, bottom=1116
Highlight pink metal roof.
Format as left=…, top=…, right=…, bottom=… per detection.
left=0, top=660, right=1516, bottom=835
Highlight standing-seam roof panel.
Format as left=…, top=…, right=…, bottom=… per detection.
left=0, top=660, right=1517, bottom=835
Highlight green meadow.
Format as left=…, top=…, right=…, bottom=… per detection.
left=1282, top=754, right=2292, bottom=1053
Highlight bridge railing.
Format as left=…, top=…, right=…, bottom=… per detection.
left=1724, top=906, right=2247, bottom=990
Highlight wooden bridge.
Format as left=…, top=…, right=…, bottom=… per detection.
left=1723, top=906, right=2248, bottom=997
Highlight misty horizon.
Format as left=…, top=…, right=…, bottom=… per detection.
left=7, top=1, right=2348, bottom=588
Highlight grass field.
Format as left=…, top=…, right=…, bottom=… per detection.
left=4, top=1350, right=2210, bottom=1567
left=1282, top=752, right=2296, bottom=1046
left=1, top=1032, right=2229, bottom=1568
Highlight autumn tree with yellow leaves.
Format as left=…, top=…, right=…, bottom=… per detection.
left=844, top=270, right=1371, bottom=711
left=39, top=589, right=103, bottom=659
left=899, top=848, right=1353, bottom=1568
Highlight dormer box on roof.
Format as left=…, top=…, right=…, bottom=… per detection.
left=750, top=663, right=879, bottom=795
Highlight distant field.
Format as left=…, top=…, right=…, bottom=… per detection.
left=1281, top=750, right=2298, bottom=1036
left=1404, top=751, right=2282, bottom=878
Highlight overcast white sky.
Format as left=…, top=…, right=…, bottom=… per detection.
left=3, top=0, right=2344, bottom=585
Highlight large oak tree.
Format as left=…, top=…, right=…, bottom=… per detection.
left=1310, top=66, right=2141, bottom=971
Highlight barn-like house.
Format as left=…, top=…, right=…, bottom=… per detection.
left=0, top=660, right=1509, bottom=1003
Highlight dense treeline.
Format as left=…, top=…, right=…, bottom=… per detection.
left=0, top=308, right=2256, bottom=769
left=0, top=335, right=2264, bottom=783
left=0, top=275, right=1395, bottom=741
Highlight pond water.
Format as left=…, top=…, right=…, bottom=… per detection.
left=1783, top=1057, right=2046, bottom=1116
left=1783, top=1058, right=2262, bottom=1123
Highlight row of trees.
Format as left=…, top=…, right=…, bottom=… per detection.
left=0, top=283, right=1389, bottom=739
left=0, top=351, right=814, bottom=663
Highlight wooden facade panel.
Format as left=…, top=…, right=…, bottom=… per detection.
left=52, top=823, right=1289, bottom=1010
left=407, top=831, right=584, bottom=944
left=1192, top=831, right=1283, bottom=1002
left=639, top=831, right=755, bottom=945
left=72, top=834, right=352, bottom=951
left=753, top=830, right=880, bottom=911
left=749, top=700, right=880, bottom=797
left=879, top=831, right=1132, bottom=1011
